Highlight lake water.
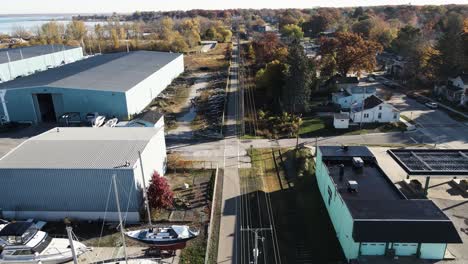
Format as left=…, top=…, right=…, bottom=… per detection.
left=0, top=15, right=103, bottom=35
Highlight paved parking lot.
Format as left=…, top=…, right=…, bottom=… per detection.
left=378, top=88, right=468, bottom=149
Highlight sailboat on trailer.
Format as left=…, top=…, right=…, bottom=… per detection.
left=124, top=152, right=199, bottom=246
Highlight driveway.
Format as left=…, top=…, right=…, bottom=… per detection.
left=383, top=90, right=468, bottom=148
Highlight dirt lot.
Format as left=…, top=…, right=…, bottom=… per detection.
left=185, top=43, right=231, bottom=72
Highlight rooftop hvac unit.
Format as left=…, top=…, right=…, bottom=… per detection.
left=348, top=180, right=358, bottom=193
left=352, top=157, right=364, bottom=168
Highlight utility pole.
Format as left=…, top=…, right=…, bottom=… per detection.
left=241, top=226, right=272, bottom=264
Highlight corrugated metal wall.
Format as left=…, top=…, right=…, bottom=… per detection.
left=0, top=86, right=127, bottom=123
left=0, top=168, right=139, bottom=214
left=125, top=54, right=184, bottom=116
left=0, top=47, right=83, bottom=83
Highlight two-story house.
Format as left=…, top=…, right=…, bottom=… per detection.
left=332, top=84, right=377, bottom=109
left=349, top=95, right=400, bottom=123
left=434, top=74, right=468, bottom=106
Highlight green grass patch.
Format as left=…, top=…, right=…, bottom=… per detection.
left=180, top=238, right=206, bottom=264
left=299, top=117, right=326, bottom=135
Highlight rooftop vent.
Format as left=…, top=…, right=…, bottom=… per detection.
left=348, top=180, right=358, bottom=193
left=339, top=164, right=345, bottom=181
left=352, top=157, right=364, bottom=168
left=341, top=145, right=349, bottom=151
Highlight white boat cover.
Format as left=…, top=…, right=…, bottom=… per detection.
left=171, top=225, right=190, bottom=238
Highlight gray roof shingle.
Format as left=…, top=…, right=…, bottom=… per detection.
left=0, top=51, right=182, bottom=92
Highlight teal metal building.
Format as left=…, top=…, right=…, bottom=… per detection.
left=0, top=50, right=183, bottom=123
left=315, top=146, right=462, bottom=262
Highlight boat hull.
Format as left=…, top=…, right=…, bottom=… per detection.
left=126, top=235, right=195, bottom=246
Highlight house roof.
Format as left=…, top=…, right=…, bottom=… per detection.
left=334, top=113, right=349, bottom=119
left=0, top=127, right=162, bottom=169
left=350, top=86, right=376, bottom=94
left=450, top=73, right=468, bottom=83
left=319, top=146, right=462, bottom=244
left=0, top=221, right=34, bottom=236
left=0, top=45, right=79, bottom=64
left=363, top=95, right=383, bottom=110
left=0, top=51, right=182, bottom=92
left=446, top=84, right=463, bottom=92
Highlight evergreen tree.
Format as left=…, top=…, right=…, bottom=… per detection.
left=282, top=41, right=315, bottom=113
left=435, top=14, right=465, bottom=78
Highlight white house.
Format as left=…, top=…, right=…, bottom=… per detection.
left=434, top=74, right=468, bottom=106
left=332, top=85, right=377, bottom=109
left=350, top=95, right=400, bottom=123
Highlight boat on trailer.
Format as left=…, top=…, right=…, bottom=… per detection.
left=125, top=225, right=199, bottom=246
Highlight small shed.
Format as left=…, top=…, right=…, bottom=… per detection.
left=334, top=113, right=349, bottom=129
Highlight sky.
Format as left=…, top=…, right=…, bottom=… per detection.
left=1, top=0, right=467, bottom=14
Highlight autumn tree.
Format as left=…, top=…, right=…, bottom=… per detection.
left=179, top=18, right=201, bottom=47
left=255, top=60, right=286, bottom=110
left=66, top=20, right=87, bottom=43
left=281, top=24, right=304, bottom=41
left=11, top=25, right=31, bottom=39
left=110, top=28, right=120, bottom=49
left=39, top=21, right=65, bottom=44
left=252, top=32, right=284, bottom=65
left=391, top=25, right=423, bottom=58
left=147, top=171, right=174, bottom=210
left=320, top=32, right=383, bottom=76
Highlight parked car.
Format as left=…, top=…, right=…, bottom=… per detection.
left=425, top=102, right=438, bottom=109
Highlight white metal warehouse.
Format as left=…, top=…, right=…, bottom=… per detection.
left=0, top=45, right=84, bottom=83
left=0, top=50, right=183, bottom=123
left=0, top=127, right=167, bottom=222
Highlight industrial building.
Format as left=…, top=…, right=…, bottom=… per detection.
left=0, top=50, right=183, bottom=123
left=316, top=146, right=462, bottom=262
left=0, top=45, right=84, bottom=83
left=0, top=127, right=167, bottom=222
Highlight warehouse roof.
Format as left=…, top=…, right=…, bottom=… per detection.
left=0, top=51, right=182, bottom=92
left=0, top=127, right=162, bottom=169
left=0, top=45, right=79, bottom=64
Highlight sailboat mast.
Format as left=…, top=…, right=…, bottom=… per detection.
left=66, top=226, right=78, bottom=264
left=112, top=174, right=128, bottom=264
left=138, top=151, right=153, bottom=226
